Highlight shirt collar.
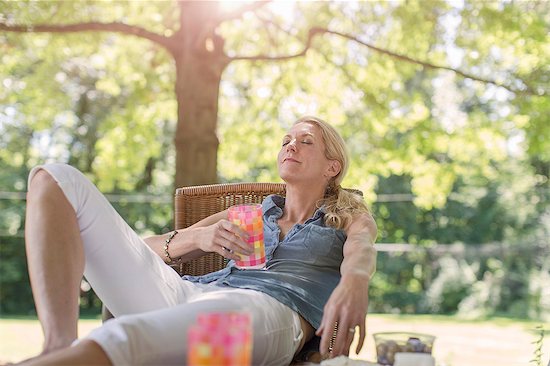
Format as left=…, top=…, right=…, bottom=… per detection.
left=262, top=194, right=285, bottom=219
left=263, top=194, right=326, bottom=222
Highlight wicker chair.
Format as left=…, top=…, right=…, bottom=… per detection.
left=103, top=182, right=344, bottom=363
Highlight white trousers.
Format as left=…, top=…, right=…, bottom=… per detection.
left=29, top=163, right=303, bottom=366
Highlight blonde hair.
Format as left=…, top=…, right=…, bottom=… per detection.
left=293, top=116, right=370, bottom=230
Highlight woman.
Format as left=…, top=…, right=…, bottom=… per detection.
left=20, top=116, right=377, bottom=365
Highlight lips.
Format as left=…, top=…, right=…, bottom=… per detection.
left=283, top=157, right=300, bottom=163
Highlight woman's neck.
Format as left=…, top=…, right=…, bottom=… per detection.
left=281, top=184, right=325, bottom=224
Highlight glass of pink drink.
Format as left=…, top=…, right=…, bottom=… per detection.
left=228, top=204, right=266, bottom=269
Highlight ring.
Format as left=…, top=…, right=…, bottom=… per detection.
left=348, top=327, right=355, bottom=333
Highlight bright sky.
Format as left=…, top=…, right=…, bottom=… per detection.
left=219, top=0, right=296, bottom=19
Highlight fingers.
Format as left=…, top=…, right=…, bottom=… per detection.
left=316, top=323, right=330, bottom=356
left=317, top=320, right=362, bottom=358
left=218, top=220, right=249, bottom=242
left=215, top=221, right=253, bottom=259
left=214, top=243, right=241, bottom=261
left=218, top=221, right=252, bottom=253
left=356, top=324, right=366, bottom=354
left=316, top=309, right=333, bottom=356
left=331, top=323, right=355, bottom=357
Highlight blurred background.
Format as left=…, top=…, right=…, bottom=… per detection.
left=0, top=1, right=549, bottom=365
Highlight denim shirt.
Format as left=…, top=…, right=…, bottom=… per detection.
left=184, top=195, right=347, bottom=329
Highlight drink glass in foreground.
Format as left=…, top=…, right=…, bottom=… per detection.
left=188, top=312, right=252, bottom=366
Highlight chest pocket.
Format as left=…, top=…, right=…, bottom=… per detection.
left=304, top=225, right=338, bottom=256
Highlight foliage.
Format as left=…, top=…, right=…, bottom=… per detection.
left=0, top=235, right=34, bottom=314
left=217, top=0, right=549, bottom=191
left=368, top=241, right=550, bottom=322
left=367, top=170, right=549, bottom=321
left=424, top=256, right=476, bottom=314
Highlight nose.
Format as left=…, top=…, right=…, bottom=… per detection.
left=286, top=138, right=297, bottom=152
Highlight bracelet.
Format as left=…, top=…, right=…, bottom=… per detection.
left=163, top=230, right=179, bottom=263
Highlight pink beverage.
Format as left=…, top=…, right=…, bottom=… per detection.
left=188, top=312, right=252, bottom=366
left=228, top=204, right=266, bottom=269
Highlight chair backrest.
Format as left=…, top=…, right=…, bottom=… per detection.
left=174, top=182, right=286, bottom=276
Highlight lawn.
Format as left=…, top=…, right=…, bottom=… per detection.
left=0, top=314, right=548, bottom=365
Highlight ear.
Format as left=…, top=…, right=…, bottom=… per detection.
left=325, top=160, right=341, bottom=178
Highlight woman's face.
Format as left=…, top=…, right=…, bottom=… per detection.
left=277, top=122, right=339, bottom=187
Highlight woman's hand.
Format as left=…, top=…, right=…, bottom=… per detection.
left=194, top=220, right=253, bottom=261
left=316, top=273, right=370, bottom=358
left=316, top=212, right=377, bottom=357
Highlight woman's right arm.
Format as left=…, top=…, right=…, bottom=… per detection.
left=143, top=209, right=252, bottom=263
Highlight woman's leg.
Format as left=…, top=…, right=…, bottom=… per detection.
left=17, top=288, right=302, bottom=366
left=24, top=164, right=194, bottom=354
left=25, top=169, right=85, bottom=353
left=81, top=287, right=303, bottom=365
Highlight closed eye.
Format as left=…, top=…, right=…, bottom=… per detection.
left=281, top=134, right=314, bottom=146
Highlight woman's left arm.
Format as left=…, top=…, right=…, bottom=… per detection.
left=316, top=212, right=377, bottom=358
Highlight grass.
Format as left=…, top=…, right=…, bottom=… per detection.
left=0, top=315, right=102, bottom=364
left=0, top=314, right=548, bottom=365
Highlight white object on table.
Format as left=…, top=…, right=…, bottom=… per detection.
left=320, top=355, right=378, bottom=365
left=393, top=353, right=435, bottom=366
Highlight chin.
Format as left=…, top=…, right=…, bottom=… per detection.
left=279, top=167, right=309, bottom=185
left=279, top=174, right=307, bottom=187
left=279, top=172, right=295, bottom=184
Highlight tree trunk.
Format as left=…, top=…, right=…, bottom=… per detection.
left=172, top=2, right=229, bottom=188
left=173, top=55, right=225, bottom=188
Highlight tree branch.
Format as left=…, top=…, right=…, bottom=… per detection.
left=230, top=25, right=537, bottom=95
left=228, top=27, right=323, bottom=62
left=0, top=21, right=172, bottom=49
left=315, top=28, right=537, bottom=95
